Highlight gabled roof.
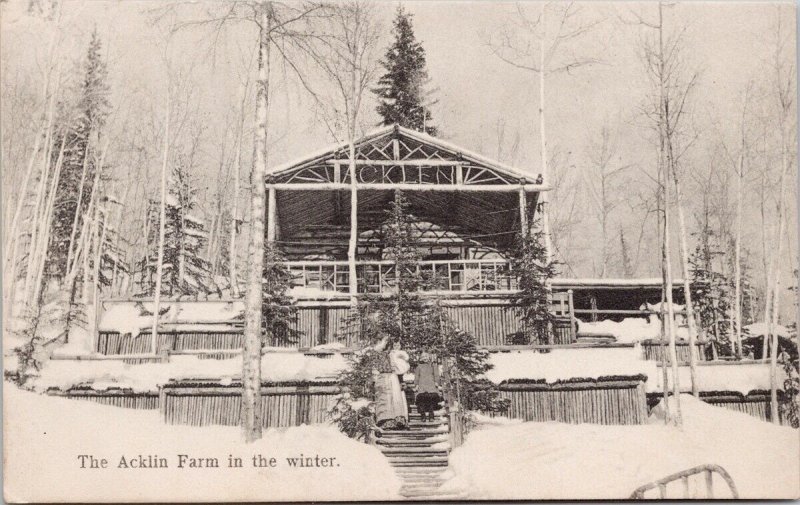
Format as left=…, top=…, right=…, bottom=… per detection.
left=268, top=124, right=542, bottom=186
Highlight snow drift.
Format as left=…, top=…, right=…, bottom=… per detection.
left=3, top=385, right=401, bottom=502
left=443, top=394, right=799, bottom=499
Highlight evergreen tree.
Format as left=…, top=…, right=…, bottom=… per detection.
left=690, top=226, right=734, bottom=355
left=138, top=157, right=212, bottom=297
left=47, top=29, right=110, bottom=279
left=332, top=192, right=508, bottom=439
left=507, top=218, right=559, bottom=345
left=261, top=243, right=300, bottom=346
left=373, top=6, right=437, bottom=135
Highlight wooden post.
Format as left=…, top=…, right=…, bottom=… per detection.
left=348, top=171, right=358, bottom=301
left=266, top=185, right=276, bottom=243
left=568, top=289, right=576, bottom=343
left=518, top=186, right=528, bottom=235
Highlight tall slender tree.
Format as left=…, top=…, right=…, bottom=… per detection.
left=373, top=6, right=437, bottom=135
left=49, top=29, right=110, bottom=280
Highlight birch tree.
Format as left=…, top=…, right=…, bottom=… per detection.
left=306, top=1, right=382, bottom=302
left=584, top=121, right=630, bottom=277
left=487, top=2, right=602, bottom=266
left=764, top=6, right=795, bottom=423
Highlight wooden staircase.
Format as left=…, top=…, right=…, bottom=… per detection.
left=374, top=404, right=467, bottom=500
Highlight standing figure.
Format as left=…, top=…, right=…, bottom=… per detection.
left=374, top=340, right=409, bottom=430
left=414, top=353, right=442, bottom=422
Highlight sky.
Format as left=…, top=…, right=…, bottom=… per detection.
left=1, top=0, right=797, bottom=292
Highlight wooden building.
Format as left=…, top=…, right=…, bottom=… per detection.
left=265, top=124, right=569, bottom=348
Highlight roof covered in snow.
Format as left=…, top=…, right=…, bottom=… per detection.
left=98, top=300, right=244, bottom=336
left=552, top=278, right=686, bottom=289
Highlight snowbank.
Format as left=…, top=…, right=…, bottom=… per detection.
left=35, top=353, right=347, bottom=393
left=4, top=385, right=400, bottom=502
left=486, top=348, right=782, bottom=395
left=289, top=286, right=346, bottom=300
left=98, top=301, right=245, bottom=336
left=578, top=317, right=691, bottom=343
left=443, top=394, right=798, bottom=499
left=486, top=347, right=657, bottom=384
left=744, top=322, right=793, bottom=338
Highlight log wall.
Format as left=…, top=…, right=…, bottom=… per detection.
left=160, top=382, right=339, bottom=428
left=495, top=378, right=648, bottom=425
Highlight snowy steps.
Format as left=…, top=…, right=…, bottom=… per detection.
left=375, top=398, right=468, bottom=500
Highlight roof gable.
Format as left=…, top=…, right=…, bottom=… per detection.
left=269, top=125, right=541, bottom=186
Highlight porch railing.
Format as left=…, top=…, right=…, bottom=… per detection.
left=286, top=259, right=516, bottom=294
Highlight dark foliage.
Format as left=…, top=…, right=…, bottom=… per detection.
left=506, top=220, right=558, bottom=345
left=261, top=244, right=300, bottom=346
left=137, top=157, right=212, bottom=297
left=47, top=29, right=110, bottom=279
left=373, top=6, right=437, bottom=135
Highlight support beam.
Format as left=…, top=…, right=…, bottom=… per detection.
left=326, top=159, right=463, bottom=166
left=518, top=187, right=528, bottom=236
left=270, top=182, right=551, bottom=192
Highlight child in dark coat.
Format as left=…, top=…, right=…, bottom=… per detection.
left=413, top=355, right=442, bottom=421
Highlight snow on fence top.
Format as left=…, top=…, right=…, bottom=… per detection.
left=486, top=347, right=784, bottom=395
left=98, top=300, right=245, bottom=336
left=577, top=317, right=692, bottom=344
left=36, top=353, right=347, bottom=393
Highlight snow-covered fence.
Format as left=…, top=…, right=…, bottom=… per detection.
left=159, top=379, right=339, bottom=428
left=699, top=391, right=785, bottom=425
left=47, top=388, right=160, bottom=410
left=494, top=376, right=649, bottom=425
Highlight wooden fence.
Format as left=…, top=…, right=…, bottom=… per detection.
left=159, top=380, right=339, bottom=428
left=47, top=388, right=160, bottom=409
left=97, top=331, right=244, bottom=355
left=641, top=340, right=706, bottom=363
left=494, top=376, right=649, bottom=425
left=700, top=391, right=786, bottom=424
left=97, top=304, right=575, bottom=355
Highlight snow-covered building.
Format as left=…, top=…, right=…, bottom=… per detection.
left=43, top=125, right=789, bottom=429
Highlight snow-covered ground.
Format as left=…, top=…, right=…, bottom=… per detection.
left=34, top=353, right=347, bottom=392
left=486, top=348, right=782, bottom=395
left=3, top=385, right=401, bottom=502
left=443, top=394, right=799, bottom=500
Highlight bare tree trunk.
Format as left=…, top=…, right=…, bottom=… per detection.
left=66, top=148, right=91, bottom=273
left=656, top=1, right=682, bottom=424
left=538, top=2, right=553, bottom=268
left=671, top=172, right=699, bottom=395
left=151, top=92, right=171, bottom=356
left=733, top=94, right=747, bottom=359
left=241, top=3, right=271, bottom=442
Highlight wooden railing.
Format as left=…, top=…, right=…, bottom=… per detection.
left=629, top=464, right=739, bottom=499
left=286, top=259, right=515, bottom=294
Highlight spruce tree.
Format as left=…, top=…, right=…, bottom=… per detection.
left=507, top=218, right=559, bottom=345
left=332, top=192, right=508, bottom=439
left=138, top=157, right=212, bottom=297
left=261, top=243, right=299, bottom=346
left=47, top=29, right=110, bottom=279
left=373, top=6, right=437, bottom=135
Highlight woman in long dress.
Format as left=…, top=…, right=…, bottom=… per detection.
left=374, top=341, right=409, bottom=429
